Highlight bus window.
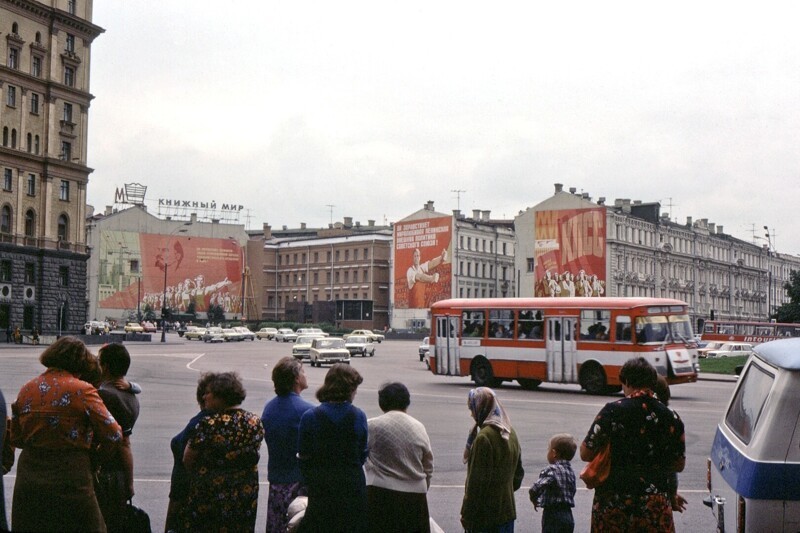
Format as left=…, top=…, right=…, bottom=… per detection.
left=517, top=309, right=543, bottom=340
left=725, top=363, right=774, bottom=445
left=580, top=309, right=610, bottom=340
left=667, top=314, right=694, bottom=343
left=615, top=315, right=632, bottom=342
left=635, top=316, right=669, bottom=343
left=462, top=311, right=485, bottom=337
left=719, top=325, right=734, bottom=335
left=489, top=309, right=514, bottom=338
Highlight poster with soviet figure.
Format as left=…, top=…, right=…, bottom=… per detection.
left=97, top=230, right=243, bottom=315
left=534, top=208, right=606, bottom=297
left=394, top=216, right=453, bottom=309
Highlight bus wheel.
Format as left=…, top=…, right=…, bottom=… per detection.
left=472, top=358, right=501, bottom=388
left=580, top=363, right=608, bottom=395
left=517, top=378, right=541, bottom=390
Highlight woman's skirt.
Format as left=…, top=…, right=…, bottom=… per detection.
left=367, top=485, right=430, bottom=533
left=12, top=447, right=106, bottom=532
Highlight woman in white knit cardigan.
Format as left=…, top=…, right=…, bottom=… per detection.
left=365, top=382, right=434, bottom=533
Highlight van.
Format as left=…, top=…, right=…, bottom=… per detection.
left=705, top=337, right=800, bottom=532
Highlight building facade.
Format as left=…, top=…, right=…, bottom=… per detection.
left=255, top=219, right=392, bottom=329
left=1, top=0, right=103, bottom=334
left=515, top=183, right=800, bottom=328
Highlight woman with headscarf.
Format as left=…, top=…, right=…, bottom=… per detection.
left=580, top=357, right=685, bottom=531
left=460, top=387, right=523, bottom=533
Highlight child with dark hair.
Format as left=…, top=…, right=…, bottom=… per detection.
left=529, top=433, right=577, bottom=533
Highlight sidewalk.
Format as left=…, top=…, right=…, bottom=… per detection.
left=697, top=372, right=738, bottom=382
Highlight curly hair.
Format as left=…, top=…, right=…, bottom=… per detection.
left=272, top=357, right=303, bottom=396
left=39, top=336, right=98, bottom=378
left=316, top=364, right=363, bottom=403
left=201, top=371, right=247, bottom=407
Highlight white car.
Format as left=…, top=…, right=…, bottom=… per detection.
left=234, top=327, right=255, bottom=341
left=345, top=335, right=375, bottom=357
left=292, top=334, right=326, bottom=360
left=309, top=338, right=351, bottom=367
left=275, top=328, right=298, bottom=342
left=296, top=327, right=329, bottom=337
left=256, top=327, right=278, bottom=340
left=184, top=326, right=206, bottom=340
left=222, top=328, right=243, bottom=342
left=204, top=329, right=225, bottom=343
left=705, top=342, right=754, bottom=358
left=343, top=329, right=385, bottom=343
left=698, top=341, right=726, bottom=358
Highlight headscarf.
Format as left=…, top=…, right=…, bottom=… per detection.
left=463, top=387, right=513, bottom=463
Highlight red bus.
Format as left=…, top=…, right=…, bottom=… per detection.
left=428, top=297, right=699, bottom=394
left=702, top=320, right=800, bottom=345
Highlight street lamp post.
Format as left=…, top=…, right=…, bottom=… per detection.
left=161, top=223, right=191, bottom=342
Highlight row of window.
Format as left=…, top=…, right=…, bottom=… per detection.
left=0, top=204, right=71, bottom=241
left=278, top=247, right=372, bottom=266
left=282, top=268, right=372, bottom=286
left=6, top=21, right=78, bottom=86
left=459, top=235, right=511, bottom=255
left=272, top=292, right=370, bottom=307
left=3, top=169, right=71, bottom=200
left=0, top=259, right=69, bottom=286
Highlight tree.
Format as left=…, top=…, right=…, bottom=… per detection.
left=187, top=301, right=197, bottom=319
left=207, top=304, right=225, bottom=325
left=773, top=270, right=800, bottom=323
left=143, top=304, right=157, bottom=322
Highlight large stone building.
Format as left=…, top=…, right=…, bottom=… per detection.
left=0, top=0, right=103, bottom=334
left=515, top=183, right=800, bottom=327
left=252, top=218, right=393, bottom=329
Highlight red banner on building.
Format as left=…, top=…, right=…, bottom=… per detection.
left=394, top=216, right=452, bottom=309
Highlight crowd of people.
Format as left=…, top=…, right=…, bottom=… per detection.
left=0, top=337, right=687, bottom=533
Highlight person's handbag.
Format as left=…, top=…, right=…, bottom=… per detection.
left=121, top=499, right=152, bottom=533
left=580, top=443, right=611, bottom=489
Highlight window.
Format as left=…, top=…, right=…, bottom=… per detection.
left=8, top=47, right=19, bottom=69
left=57, top=214, right=68, bottom=241
left=68, top=0, right=76, bottom=14
left=726, top=363, right=774, bottom=444
left=11, top=129, right=16, bottom=149
left=23, top=306, right=34, bottom=330
left=526, top=258, right=535, bottom=273
left=363, top=247, right=369, bottom=259
left=60, top=142, right=71, bottom=162
left=24, top=263, right=35, bottom=284
left=518, top=309, right=544, bottom=340
left=60, top=180, right=70, bottom=201
left=66, top=33, right=75, bottom=53
left=59, top=267, right=69, bottom=287
left=130, top=259, right=139, bottom=273
left=24, top=210, right=35, bottom=237
left=63, top=103, right=73, bottom=123
left=461, top=310, right=485, bottom=337
left=26, top=133, right=32, bottom=152
left=489, top=309, right=514, bottom=338
left=7, top=86, right=16, bottom=107
left=0, top=260, right=11, bottom=282
left=34, top=135, right=40, bottom=154
left=64, top=66, right=75, bottom=87
left=615, top=315, right=632, bottom=342
left=32, top=56, right=42, bottom=77
left=353, top=249, right=358, bottom=261
left=27, top=174, right=35, bottom=196
left=580, top=309, right=611, bottom=340
left=2, top=128, right=7, bottom=147
left=344, top=250, right=350, bottom=261
left=3, top=169, right=11, bottom=191
left=335, top=250, right=340, bottom=261
left=313, top=252, right=319, bottom=263
left=0, top=206, right=11, bottom=233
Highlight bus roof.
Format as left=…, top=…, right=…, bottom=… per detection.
left=753, top=338, right=800, bottom=371
left=431, top=297, right=689, bottom=311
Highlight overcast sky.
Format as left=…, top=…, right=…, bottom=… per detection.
left=87, top=2, right=800, bottom=255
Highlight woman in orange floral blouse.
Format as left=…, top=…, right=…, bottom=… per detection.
left=10, top=336, right=123, bottom=532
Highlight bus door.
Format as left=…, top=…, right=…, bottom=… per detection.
left=435, top=315, right=461, bottom=376
left=546, top=316, right=578, bottom=383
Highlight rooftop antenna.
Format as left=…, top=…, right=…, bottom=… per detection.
left=325, top=204, right=335, bottom=226
left=451, top=189, right=466, bottom=211
left=660, top=197, right=677, bottom=220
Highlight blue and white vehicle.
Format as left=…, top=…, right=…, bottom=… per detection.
left=706, top=337, right=800, bottom=532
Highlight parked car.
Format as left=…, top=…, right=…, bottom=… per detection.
left=141, top=321, right=157, bottom=333
left=296, top=327, right=330, bottom=337
left=184, top=326, right=206, bottom=340
left=345, top=335, right=375, bottom=357
left=343, top=329, right=385, bottom=343
left=418, top=337, right=430, bottom=362
left=234, top=327, right=255, bottom=341
left=202, top=327, right=224, bottom=342
left=698, top=341, right=726, bottom=358
left=309, top=338, right=350, bottom=367
left=705, top=342, right=754, bottom=358
left=124, top=322, right=144, bottom=333
left=706, top=338, right=800, bottom=532
left=176, top=324, right=188, bottom=337
left=292, top=334, right=326, bottom=361
left=256, top=327, right=278, bottom=340
left=275, top=328, right=298, bottom=342
left=222, top=328, right=244, bottom=342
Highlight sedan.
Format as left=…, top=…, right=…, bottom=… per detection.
left=275, top=328, right=298, bottom=342
left=202, top=327, right=224, bottom=342
left=705, top=342, right=754, bottom=358
left=184, top=326, right=206, bottom=340
left=222, top=328, right=243, bottom=342
left=345, top=335, right=375, bottom=357
left=292, top=334, right=326, bottom=361
left=234, top=327, right=255, bottom=341
left=124, top=322, right=144, bottom=333
left=256, top=327, right=278, bottom=340
left=309, top=338, right=350, bottom=367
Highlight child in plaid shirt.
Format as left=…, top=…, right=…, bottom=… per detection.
left=529, top=433, right=577, bottom=533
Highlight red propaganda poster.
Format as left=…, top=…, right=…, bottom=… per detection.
left=98, top=232, right=243, bottom=314
left=394, top=216, right=453, bottom=309
left=534, top=208, right=606, bottom=297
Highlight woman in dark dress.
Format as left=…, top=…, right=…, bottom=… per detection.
left=580, top=357, right=686, bottom=532
left=181, top=372, right=265, bottom=532
left=298, top=363, right=368, bottom=532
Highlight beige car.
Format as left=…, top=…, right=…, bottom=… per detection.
left=343, top=329, right=385, bottom=343
left=124, top=322, right=144, bottom=333
left=183, top=326, right=206, bottom=340
left=309, top=338, right=351, bottom=367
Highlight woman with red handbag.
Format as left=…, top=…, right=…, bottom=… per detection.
left=579, top=358, right=686, bottom=532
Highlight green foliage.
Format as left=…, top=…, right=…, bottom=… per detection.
left=699, top=355, right=749, bottom=375
left=207, top=304, right=225, bottom=324
left=187, top=301, right=197, bottom=318
left=774, top=270, right=800, bottom=323
left=143, top=304, right=156, bottom=322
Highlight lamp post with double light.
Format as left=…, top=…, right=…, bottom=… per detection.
left=161, top=223, right=192, bottom=342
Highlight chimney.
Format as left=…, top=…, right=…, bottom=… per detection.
left=717, top=225, right=724, bottom=234
left=686, top=216, right=692, bottom=227
left=190, top=213, right=198, bottom=223
left=597, top=197, right=606, bottom=206
left=481, top=210, right=490, bottom=221
left=472, top=209, right=481, bottom=220
left=368, top=219, right=375, bottom=227
left=453, top=209, right=461, bottom=218
left=343, top=217, right=353, bottom=228
left=708, top=223, right=716, bottom=233
left=622, top=199, right=631, bottom=214
left=554, top=183, right=563, bottom=193
left=300, top=222, right=306, bottom=230
left=104, top=205, right=113, bottom=216
left=282, top=225, right=288, bottom=230
left=569, top=187, right=577, bottom=194
left=582, top=192, right=590, bottom=200
left=425, top=201, right=434, bottom=211
left=633, top=200, right=642, bottom=205
left=263, top=223, right=272, bottom=239
left=355, top=221, right=361, bottom=227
